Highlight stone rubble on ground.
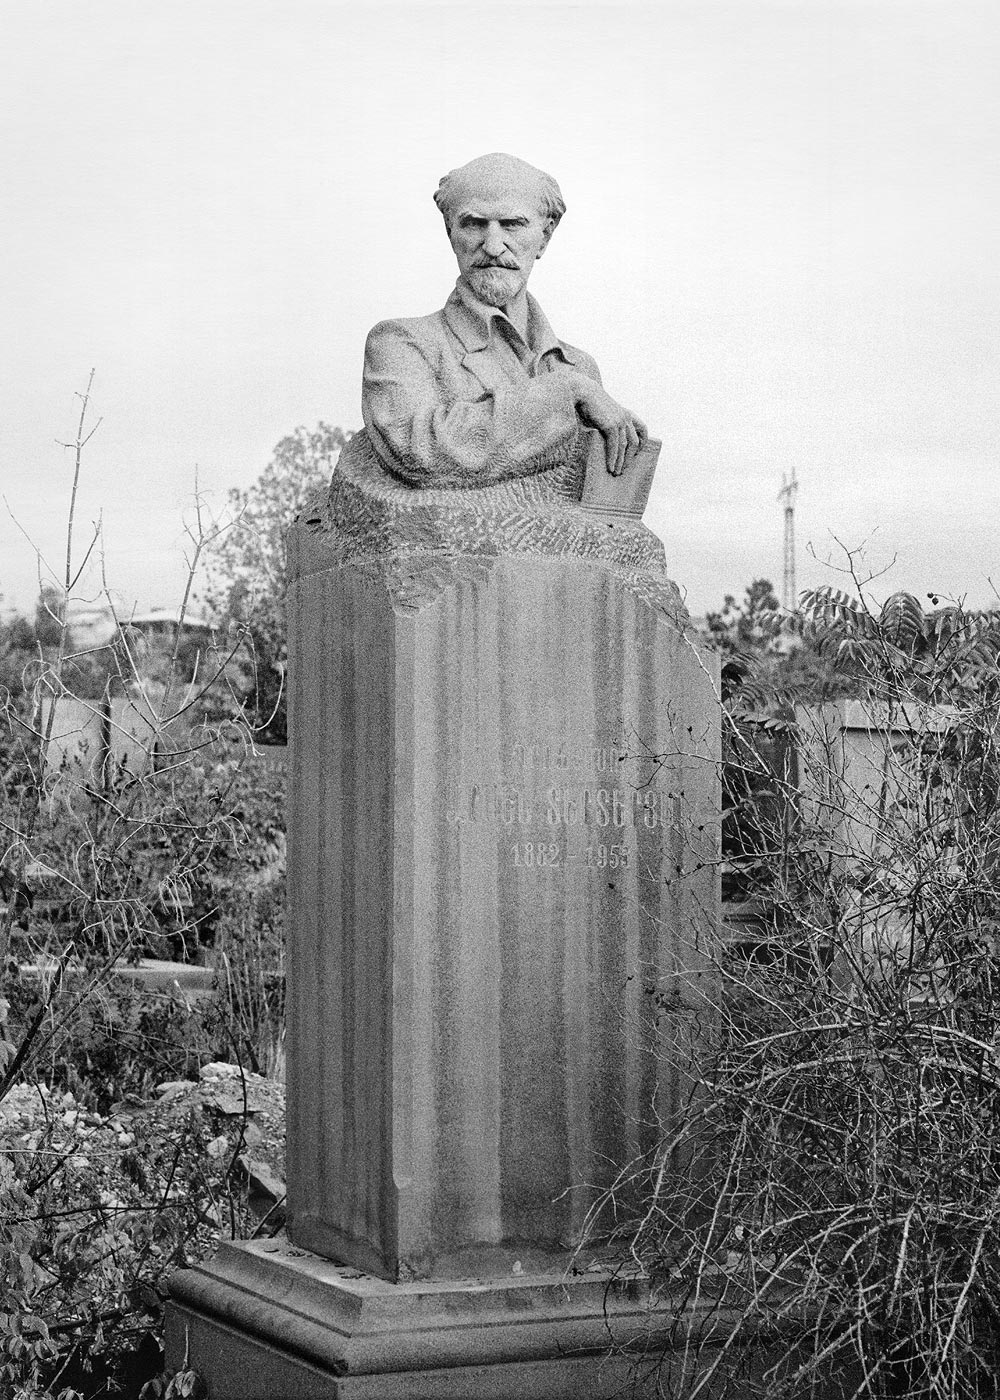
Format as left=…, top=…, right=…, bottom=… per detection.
left=2, top=1059, right=287, bottom=1229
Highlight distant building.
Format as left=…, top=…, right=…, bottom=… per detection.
left=64, top=598, right=117, bottom=649
left=124, top=606, right=213, bottom=638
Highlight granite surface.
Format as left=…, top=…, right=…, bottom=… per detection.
left=291, top=428, right=682, bottom=617
left=283, top=447, right=719, bottom=1282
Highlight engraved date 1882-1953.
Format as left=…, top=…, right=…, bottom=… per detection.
left=509, top=842, right=630, bottom=871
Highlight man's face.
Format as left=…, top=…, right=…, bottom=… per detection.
left=449, top=188, right=551, bottom=308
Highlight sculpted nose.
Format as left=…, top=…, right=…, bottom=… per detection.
left=483, top=224, right=506, bottom=258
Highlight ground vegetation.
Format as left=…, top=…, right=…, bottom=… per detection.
left=591, top=569, right=1000, bottom=1399
left=1, top=378, right=287, bottom=1397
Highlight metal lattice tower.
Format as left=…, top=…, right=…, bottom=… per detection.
left=778, top=469, right=798, bottom=611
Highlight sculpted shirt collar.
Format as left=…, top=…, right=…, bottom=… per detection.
left=444, top=277, right=575, bottom=365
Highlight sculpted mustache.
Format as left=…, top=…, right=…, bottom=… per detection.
left=472, top=258, right=519, bottom=270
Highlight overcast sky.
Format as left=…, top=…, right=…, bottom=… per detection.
left=2, top=0, right=998, bottom=620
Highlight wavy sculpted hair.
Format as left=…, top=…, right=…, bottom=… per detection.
left=433, top=154, right=566, bottom=236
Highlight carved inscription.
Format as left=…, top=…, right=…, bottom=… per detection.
left=509, top=841, right=631, bottom=869
left=456, top=783, right=677, bottom=830
left=510, top=842, right=562, bottom=868
left=444, top=736, right=681, bottom=873
left=439, top=733, right=680, bottom=873
left=585, top=843, right=629, bottom=869
left=509, top=741, right=627, bottom=772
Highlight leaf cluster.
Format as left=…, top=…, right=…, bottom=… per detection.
left=783, top=587, right=1000, bottom=705
left=203, top=423, right=350, bottom=743
left=0, top=1073, right=250, bottom=1399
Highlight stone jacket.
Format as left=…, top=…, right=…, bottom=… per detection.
left=361, top=279, right=602, bottom=488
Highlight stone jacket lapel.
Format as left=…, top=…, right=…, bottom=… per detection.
left=440, top=281, right=598, bottom=400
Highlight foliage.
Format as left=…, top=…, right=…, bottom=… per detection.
left=778, top=586, right=1000, bottom=707
left=706, top=576, right=858, bottom=706
left=205, top=423, right=350, bottom=743
left=0, top=1070, right=257, bottom=1400
left=1, top=609, right=42, bottom=707
left=213, top=878, right=285, bottom=1080
left=1, top=377, right=286, bottom=1397
left=7, top=735, right=285, bottom=974
left=5, top=976, right=215, bottom=1116
left=706, top=578, right=780, bottom=658
left=0, top=584, right=127, bottom=706
left=591, top=584, right=1000, bottom=1400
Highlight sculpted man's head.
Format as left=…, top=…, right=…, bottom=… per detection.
left=434, top=153, right=566, bottom=309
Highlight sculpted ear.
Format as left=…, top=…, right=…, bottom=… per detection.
left=537, top=219, right=556, bottom=258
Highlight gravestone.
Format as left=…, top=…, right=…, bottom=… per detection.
left=167, top=153, right=721, bottom=1398
left=281, top=428, right=718, bottom=1284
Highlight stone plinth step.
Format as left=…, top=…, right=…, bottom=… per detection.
left=165, top=1238, right=843, bottom=1399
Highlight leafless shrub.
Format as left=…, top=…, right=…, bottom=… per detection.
left=0, top=376, right=282, bottom=1397
left=585, top=581, right=1000, bottom=1400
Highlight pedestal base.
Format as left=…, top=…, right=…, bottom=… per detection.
left=165, top=1239, right=839, bottom=1400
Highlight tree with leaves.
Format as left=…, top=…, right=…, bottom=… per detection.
left=205, top=423, right=350, bottom=743
left=707, top=575, right=878, bottom=709
left=781, top=585, right=1000, bottom=706
left=705, top=577, right=781, bottom=657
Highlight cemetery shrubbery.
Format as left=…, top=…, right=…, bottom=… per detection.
left=588, top=580, right=1000, bottom=1400
left=1, top=383, right=291, bottom=1397
left=1, top=718, right=277, bottom=1397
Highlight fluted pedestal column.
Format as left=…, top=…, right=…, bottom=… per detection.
left=283, top=432, right=719, bottom=1282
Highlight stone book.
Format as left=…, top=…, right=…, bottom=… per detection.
left=580, top=432, right=662, bottom=520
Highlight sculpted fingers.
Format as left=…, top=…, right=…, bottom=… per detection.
left=623, top=418, right=640, bottom=469
left=572, top=382, right=646, bottom=474
left=601, top=425, right=616, bottom=474
left=599, top=424, right=615, bottom=474
left=611, top=423, right=627, bottom=476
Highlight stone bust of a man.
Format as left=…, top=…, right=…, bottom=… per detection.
left=362, top=152, right=647, bottom=491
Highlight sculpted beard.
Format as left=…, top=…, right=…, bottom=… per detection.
left=469, top=264, right=523, bottom=307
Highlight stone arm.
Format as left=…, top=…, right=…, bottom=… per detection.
left=362, top=320, right=601, bottom=488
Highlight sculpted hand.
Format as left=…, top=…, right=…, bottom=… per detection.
left=569, top=379, right=647, bottom=476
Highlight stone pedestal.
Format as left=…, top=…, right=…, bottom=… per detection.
left=282, top=432, right=719, bottom=1282
left=166, top=1239, right=783, bottom=1400
left=166, top=430, right=723, bottom=1395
